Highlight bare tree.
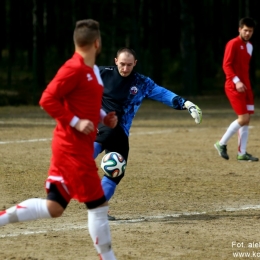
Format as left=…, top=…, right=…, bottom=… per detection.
left=32, top=0, right=45, bottom=104
left=179, top=0, right=197, bottom=95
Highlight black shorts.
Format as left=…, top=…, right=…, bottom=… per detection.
left=47, top=183, right=106, bottom=209
left=96, top=123, right=129, bottom=162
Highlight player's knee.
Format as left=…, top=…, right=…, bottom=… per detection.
left=46, top=200, right=65, bottom=218
left=238, top=115, right=250, bottom=126
left=46, top=183, right=69, bottom=217
left=50, top=209, right=64, bottom=218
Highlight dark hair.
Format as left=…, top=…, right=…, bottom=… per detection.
left=73, top=19, right=100, bottom=47
left=239, top=17, right=256, bottom=29
left=116, top=47, right=137, bottom=60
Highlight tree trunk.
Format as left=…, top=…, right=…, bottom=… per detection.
left=180, top=0, right=197, bottom=95
left=32, top=0, right=45, bottom=104
left=150, top=1, right=162, bottom=85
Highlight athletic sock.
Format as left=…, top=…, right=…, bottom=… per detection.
left=219, top=120, right=241, bottom=145
left=238, top=125, right=249, bottom=155
left=0, top=198, right=51, bottom=226
left=93, top=142, right=103, bottom=159
left=88, top=206, right=116, bottom=260
left=101, top=176, right=117, bottom=201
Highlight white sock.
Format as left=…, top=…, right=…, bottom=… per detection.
left=219, top=120, right=241, bottom=145
left=88, top=206, right=116, bottom=260
left=238, top=125, right=249, bottom=155
left=0, top=198, right=51, bottom=226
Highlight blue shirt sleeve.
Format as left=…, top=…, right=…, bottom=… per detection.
left=144, top=76, right=186, bottom=110
left=119, top=73, right=187, bottom=136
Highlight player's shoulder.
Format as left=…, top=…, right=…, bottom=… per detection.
left=134, top=71, right=148, bottom=81
left=61, top=55, right=85, bottom=74
left=99, top=66, right=116, bottom=73
left=227, top=36, right=242, bottom=46
left=58, top=54, right=91, bottom=77
left=134, top=72, right=157, bottom=89
left=136, top=72, right=153, bottom=83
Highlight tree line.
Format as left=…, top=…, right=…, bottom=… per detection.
left=0, top=0, right=259, bottom=105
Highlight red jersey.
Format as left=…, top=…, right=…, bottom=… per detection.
left=39, top=53, right=103, bottom=156
left=223, top=36, right=253, bottom=90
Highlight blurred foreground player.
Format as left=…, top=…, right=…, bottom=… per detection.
left=0, top=19, right=118, bottom=260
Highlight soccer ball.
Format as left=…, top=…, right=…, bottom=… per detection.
left=100, top=152, right=126, bottom=178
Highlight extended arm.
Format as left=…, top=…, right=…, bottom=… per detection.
left=146, top=79, right=202, bottom=124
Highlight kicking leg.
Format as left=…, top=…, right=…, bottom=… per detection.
left=94, top=142, right=103, bottom=159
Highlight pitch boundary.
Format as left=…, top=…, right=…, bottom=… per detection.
left=1, top=204, right=260, bottom=238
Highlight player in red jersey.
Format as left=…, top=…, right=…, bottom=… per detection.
left=0, top=19, right=118, bottom=260
left=214, top=17, right=258, bottom=162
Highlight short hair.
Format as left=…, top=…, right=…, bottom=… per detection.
left=116, top=47, right=137, bottom=60
left=239, top=17, right=256, bottom=29
left=73, top=19, right=100, bottom=47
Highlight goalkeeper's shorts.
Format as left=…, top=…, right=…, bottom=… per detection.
left=96, top=123, right=129, bottom=162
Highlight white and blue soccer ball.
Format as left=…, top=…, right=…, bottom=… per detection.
left=100, top=152, right=126, bottom=178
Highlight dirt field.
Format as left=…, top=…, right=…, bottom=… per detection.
left=0, top=96, right=260, bottom=260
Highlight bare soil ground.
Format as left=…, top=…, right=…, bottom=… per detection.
left=0, top=96, right=260, bottom=260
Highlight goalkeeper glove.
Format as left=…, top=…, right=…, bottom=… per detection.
left=184, top=101, right=202, bottom=124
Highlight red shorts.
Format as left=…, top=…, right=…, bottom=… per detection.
left=225, top=84, right=254, bottom=115
left=45, top=144, right=104, bottom=203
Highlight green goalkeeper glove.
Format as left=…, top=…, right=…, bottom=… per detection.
left=184, top=101, right=202, bottom=124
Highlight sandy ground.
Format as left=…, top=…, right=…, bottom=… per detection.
left=0, top=97, right=260, bottom=259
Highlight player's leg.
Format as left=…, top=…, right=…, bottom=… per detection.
left=214, top=89, right=244, bottom=160
left=237, top=94, right=258, bottom=161
left=94, top=142, right=103, bottom=158
left=237, top=114, right=250, bottom=156
left=94, top=123, right=115, bottom=159
left=86, top=202, right=116, bottom=260
left=101, top=125, right=129, bottom=202
left=0, top=198, right=51, bottom=226
left=219, top=119, right=241, bottom=144
left=0, top=183, right=69, bottom=226
left=83, top=165, right=116, bottom=259
left=215, top=119, right=241, bottom=159
left=237, top=124, right=259, bottom=160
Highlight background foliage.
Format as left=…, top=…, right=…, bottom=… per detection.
left=1, top=0, right=260, bottom=105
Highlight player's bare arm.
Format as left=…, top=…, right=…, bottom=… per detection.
left=75, top=119, right=94, bottom=134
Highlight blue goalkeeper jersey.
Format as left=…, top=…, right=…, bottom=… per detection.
left=99, top=66, right=187, bottom=136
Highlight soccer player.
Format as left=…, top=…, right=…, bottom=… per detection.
left=0, top=19, right=118, bottom=260
left=214, top=17, right=258, bottom=162
left=93, top=47, right=202, bottom=220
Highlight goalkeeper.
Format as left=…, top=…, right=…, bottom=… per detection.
left=94, top=47, right=202, bottom=220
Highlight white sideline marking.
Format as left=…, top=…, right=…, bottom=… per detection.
left=0, top=138, right=52, bottom=144
left=1, top=204, right=260, bottom=238
left=2, top=125, right=255, bottom=145
left=0, top=130, right=174, bottom=145
left=130, top=129, right=173, bottom=135
left=0, top=121, right=55, bottom=125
